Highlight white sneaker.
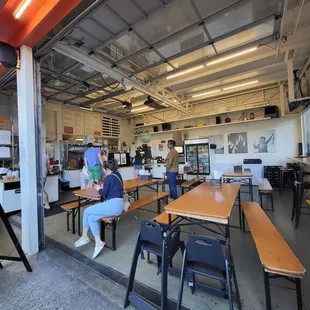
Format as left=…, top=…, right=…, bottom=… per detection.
left=44, top=204, right=50, bottom=210
left=92, top=242, right=105, bottom=260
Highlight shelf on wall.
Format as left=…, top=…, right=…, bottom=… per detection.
left=133, top=117, right=272, bottom=137
left=134, top=103, right=270, bottom=129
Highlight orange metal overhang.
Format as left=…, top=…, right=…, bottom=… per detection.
left=0, top=0, right=81, bottom=78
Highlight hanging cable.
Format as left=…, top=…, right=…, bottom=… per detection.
left=100, top=75, right=120, bottom=90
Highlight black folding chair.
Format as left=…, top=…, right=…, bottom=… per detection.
left=124, top=220, right=185, bottom=310
left=291, top=172, right=310, bottom=229
left=177, top=235, right=241, bottom=310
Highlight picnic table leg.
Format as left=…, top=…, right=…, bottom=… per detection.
left=136, top=188, right=139, bottom=200
left=78, top=197, right=81, bottom=236
left=111, top=220, right=117, bottom=251
left=263, top=271, right=272, bottom=310
left=250, top=178, right=253, bottom=201
left=157, top=199, right=161, bottom=214
left=72, top=209, right=76, bottom=235
left=238, top=189, right=242, bottom=229
left=100, top=221, right=106, bottom=243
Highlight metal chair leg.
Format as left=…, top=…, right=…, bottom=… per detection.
left=225, top=260, right=234, bottom=310
left=100, top=221, right=106, bottom=242
left=260, top=192, right=263, bottom=209
left=161, top=241, right=169, bottom=310
left=176, top=250, right=187, bottom=310
left=231, top=255, right=242, bottom=310
left=124, top=235, right=142, bottom=309
left=72, top=209, right=76, bottom=234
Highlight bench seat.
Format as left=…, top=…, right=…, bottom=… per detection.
left=101, top=192, right=169, bottom=223
left=181, top=178, right=203, bottom=194
left=242, top=201, right=305, bottom=277
left=61, top=200, right=86, bottom=210
left=242, top=201, right=305, bottom=309
left=258, top=178, right=273, bottom=192
left=153, top=212, right=177, bottom=224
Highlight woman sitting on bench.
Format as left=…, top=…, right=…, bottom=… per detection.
left=74, top=159, right=124, bottom=259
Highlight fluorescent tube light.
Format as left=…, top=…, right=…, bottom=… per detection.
left=223, top=80, right=259, bottom=91
left=192, top=89, right=221, bottom=98
left=166, top=65, right=204, bottom=80
left=131, top=106, right=150, bottom=112
left=79, top=107, right=93, bottom=111
left=206, top=47, right=258, bottom=66
left=75, top=138, right=83, bottom=141
left=14, top=0, right=32, bottom=19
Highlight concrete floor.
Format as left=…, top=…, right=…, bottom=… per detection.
left=4, top=185, right=309, bottom=310
left=41, top=185, right=310, bottom=310
left=0, top=226, right=135, bottom=310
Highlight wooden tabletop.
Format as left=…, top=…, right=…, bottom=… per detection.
left=165, top=182, right=240, bottom=224
left=242, top=201, right=306, bottom=277
left=73, top=178, right=161, bottom=199
left=223, top=168, right=253, bottom=178
left=123, top=178, right=160, bottom=191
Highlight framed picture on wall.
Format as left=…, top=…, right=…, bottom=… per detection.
left=228, top=132, right=248, bottom=154
left=213, top=135, right=224, bottom=154
left=253, top=130, right=276, bottom=153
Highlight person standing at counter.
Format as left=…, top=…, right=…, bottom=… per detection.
left=133, top=150, right=143, bottom=170
left=166, top=140, right=179, bottom=201
left=84, top=143, right=103, bottom=186
left=74, top=160, right=123, bottom=259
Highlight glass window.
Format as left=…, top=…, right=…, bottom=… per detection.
left=214, top=20, right=274, bottom=53
left=41, top=51, right=77, bottom=73
left=135, top=0, right=198, bottom=44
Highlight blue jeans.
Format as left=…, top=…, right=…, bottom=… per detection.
left=83, top=198, right=123, bottom=237
left=166, top=171, right=178, bottom=200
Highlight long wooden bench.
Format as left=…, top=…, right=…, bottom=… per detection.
left=181, top=177, right=203, bottom=195
left=153, top=212, right=178, bottom=224
left=241, top=201, right=306, bottom=310
left=258, top=178, right=274, bottom=210
left=100, top=192, right=169, bottom=250
left=61, top=200, right=86, bottom=234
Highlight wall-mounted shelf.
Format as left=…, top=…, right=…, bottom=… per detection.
left=134, top=103, right=270, bottom=129
left=133, top=117, right=272, bottom=137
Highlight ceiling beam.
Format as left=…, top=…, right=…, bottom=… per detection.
left=53, top=42, right=188, bottom=113
left=299, top=56, right=310, bottom=79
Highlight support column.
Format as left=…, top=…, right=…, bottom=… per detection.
left=279, top=82, right=285, bottom=116
left=16, top=46, right=39, bottom=255
left=287, top=56, right=295, bottom=102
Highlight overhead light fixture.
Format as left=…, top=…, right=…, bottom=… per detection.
left=166, top=65, right=204, bottom=80
left=14, top=0, right=32, bottom=19
left=223, top=80, right=259, bottom=91
left=131, top=106, right=150, bottom=113
left=192, top=89, right=221, bottom=98
left=75, top=138, right=83, bottom=141
left=206, top=47, right=258, bottom=66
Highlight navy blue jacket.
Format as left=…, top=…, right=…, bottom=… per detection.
left=99, top=172, right=123, bottom=200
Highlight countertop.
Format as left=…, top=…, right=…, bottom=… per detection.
left=290, top=157, right=310, bottom=165
left=0, top=177, right=20, bottom=183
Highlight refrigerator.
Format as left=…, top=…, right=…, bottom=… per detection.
left=184, top=139, right=210, bottom=175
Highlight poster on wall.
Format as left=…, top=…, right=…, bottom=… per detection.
left=213, top=135, right=224, bottom=154
left=228, top=132, right=248, bottom=154
left=253, top=130, right=276, bottom=153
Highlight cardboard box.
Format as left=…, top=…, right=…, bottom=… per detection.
left=0, top=118, right=12, bottom=131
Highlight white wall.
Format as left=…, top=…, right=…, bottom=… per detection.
left=135, top=116, right=301, bottom=166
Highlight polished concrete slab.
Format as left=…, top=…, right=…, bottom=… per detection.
left=43, top=185, right=310, bottom=310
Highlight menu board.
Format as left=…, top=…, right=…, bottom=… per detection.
left=84, top=112, right=102, bottom=136
left=63, top=107, right=85, bottom=135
